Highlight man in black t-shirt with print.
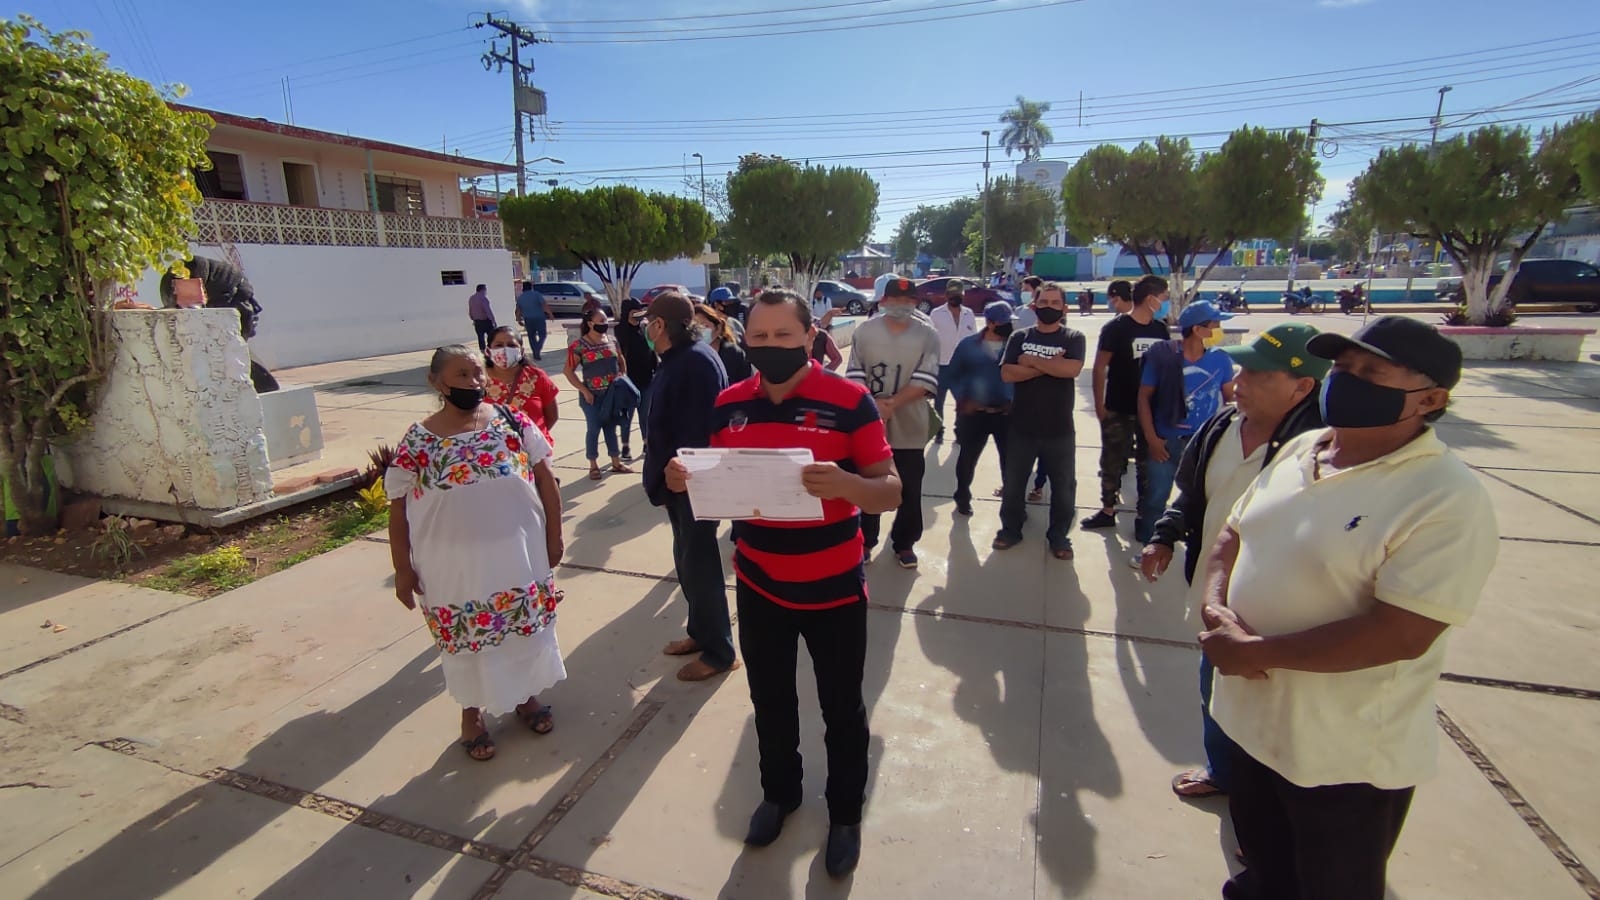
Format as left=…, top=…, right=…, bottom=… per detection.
left=1082, top=277, right=1171, bottom=536
left=994, top=282, right=1087, bottom=560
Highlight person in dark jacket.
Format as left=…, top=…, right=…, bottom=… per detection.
left=1136, top=323, right=1329, bottom=800
left=695, top=302, right=752, bottom=382
left=643, top=292, right=737, bottom=682
left=616, top=295, right=658, bottom=461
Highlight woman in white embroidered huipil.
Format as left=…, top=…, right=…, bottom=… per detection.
left=386, top=345, right=566, bottom=761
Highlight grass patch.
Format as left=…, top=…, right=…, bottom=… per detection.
left=144, top=545, right=253, bottom=593
left=138, top=499, right=390, bottom=597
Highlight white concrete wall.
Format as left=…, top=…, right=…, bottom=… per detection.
left=631, top=258, right=708, bottom=296
left=55, top=309, right=273, bottom=510
left=133, top=243, right=515, bottom=369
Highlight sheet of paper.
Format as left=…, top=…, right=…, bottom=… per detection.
left=678, top=447, right=825, bottom=522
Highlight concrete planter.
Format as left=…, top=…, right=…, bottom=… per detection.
left=1437, top=326, right=1595, bottom=362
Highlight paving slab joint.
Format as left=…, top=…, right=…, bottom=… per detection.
left=1436, top=708, right=1600, bottom=899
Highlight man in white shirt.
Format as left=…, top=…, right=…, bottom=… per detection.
left=1199, top=317, right=1499, bottom=900
left=929, top=281, right=977, bottom=444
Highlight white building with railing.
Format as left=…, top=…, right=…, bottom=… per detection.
left=133, top=105, right=519, bottom=368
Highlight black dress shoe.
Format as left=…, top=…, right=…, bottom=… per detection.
left=744, top=800, right=800, bottom=847
left=825, top=823, right=861, bottom=877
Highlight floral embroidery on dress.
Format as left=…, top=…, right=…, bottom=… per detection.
left=568, top=339, right=619, bottom=391
left=390, top=411, right=536, bottom=499
left=421, top=576, right=564, bottom=654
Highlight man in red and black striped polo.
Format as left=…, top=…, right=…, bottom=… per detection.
left=666, top=289, right=901, bottom=879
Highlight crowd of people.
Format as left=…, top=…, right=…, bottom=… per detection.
left=399, top=279, right=1499, bottom=892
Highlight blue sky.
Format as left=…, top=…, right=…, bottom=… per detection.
left=29, top=0, right=1600, bottom=240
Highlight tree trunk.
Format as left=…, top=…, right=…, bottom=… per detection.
left=0, top=428, right=55, bottom=536
left=1457, top=248, right=1496, bottom=324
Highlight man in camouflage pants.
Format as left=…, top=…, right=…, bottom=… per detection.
left=1081, top=279, right=1171, bottom=538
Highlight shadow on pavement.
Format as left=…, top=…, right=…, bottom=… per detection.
left=30, top=649, right=444, bottom=900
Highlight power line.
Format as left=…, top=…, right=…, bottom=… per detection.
left=531, top=0, right=902, bottom=25
left=542, top=0, right=1017, bottom=36
left=548, top=0, right=1086, bottom=43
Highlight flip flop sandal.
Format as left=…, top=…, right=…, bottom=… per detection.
left=519, top=704, right=554, bottom=735
left=611, top=464, right=635, bottom=474
left=459, top=731, right=496, bottom=761
left=1171, top=768, right=1222, bottom=798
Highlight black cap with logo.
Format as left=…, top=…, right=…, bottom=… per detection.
left=1306, top=316, right=1463, bottom=390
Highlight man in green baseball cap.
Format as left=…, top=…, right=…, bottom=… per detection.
left=1136, top=322, right=1329, bottom=800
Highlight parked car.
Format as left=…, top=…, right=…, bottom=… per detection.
left=813, top=279, right=872, bottom=315
left=1435, top=258, right=1600, bottom=311
left=640, top=284, right=705, bottom=304
left=918, top=277, right=1013, bottom=315
left=532, top=281, right=611, bottom=318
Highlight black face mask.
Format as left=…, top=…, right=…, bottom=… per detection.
left=1034, top=307, right=1065, bottom=325
left=992, top=323, right=1014, bottom=339
left=947, top=297, right=962, bottom=307
left=591, top=323, right=609, bottom=335
left=446, top=386, right=484, bottom=411
left=746, top=345, right=810, bottom=384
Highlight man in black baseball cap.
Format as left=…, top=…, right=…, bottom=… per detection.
left=1196, top=315, right=1497, bottom=900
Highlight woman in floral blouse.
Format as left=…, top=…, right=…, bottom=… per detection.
left=485, top=326, right=559, bottom=447
left=387, top=345, right=566, bottom=761
left=563, top=308, right=632, bottom=481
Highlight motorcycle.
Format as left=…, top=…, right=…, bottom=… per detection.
left=1215, top=280, right=1250, bottom=314
left=1337, top=287, right=1370, bottom=315
left=1282, top=289, right=1324, bottom=315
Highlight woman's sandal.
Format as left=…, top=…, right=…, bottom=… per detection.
left=518, top=704, right=554, bottom=735
left=460, top=731, right=496, bottom=761
left=588, top=469, right=603, bottom=481
left=610, top=463, right=634, bottom=474
left=1171, top=768, right=1223, bottom=798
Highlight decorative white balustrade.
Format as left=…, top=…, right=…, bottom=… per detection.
left=192, top=199, right=505, bottom=251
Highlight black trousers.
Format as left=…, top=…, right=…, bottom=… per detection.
left=665, top=492, right=735, bottom=669
left=998, top=429, right=1076, bottom=548
left=1224, top=744, right=1415, bottom=900
left=736, top=582, right=869, bottom=825
left=860, top=448, right=926, bottom=553
left=473, top=318, right=496, bottom=352
left=953, top=410, right=1009, bottom=507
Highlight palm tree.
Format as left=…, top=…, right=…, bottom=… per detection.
left=998, top=96, right=1054, bottom=161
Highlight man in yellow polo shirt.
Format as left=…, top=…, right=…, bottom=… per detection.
left=1197, top=317, right=1499, bottom=900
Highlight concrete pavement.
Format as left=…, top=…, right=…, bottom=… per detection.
left=1, top=311, right=1597, bottom=898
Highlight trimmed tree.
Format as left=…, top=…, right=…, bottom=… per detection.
left=1351, top=121, right=1585, bottom=325
left=963, top=177, right=1056, bottom=275
left=499, top=185, right=714, bottom=306
left=726, top=157, right=878, bottom=301
left=1574, top=113, right=1600, bottom=202
left=894, top=196, right=980, bottom=269
left=1, top=18, right=212, bottom=534
left=1062, top=128, right=1321, bottom=308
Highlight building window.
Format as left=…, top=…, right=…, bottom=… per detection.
left=196, top=151, right=247, bottom=201
left=283, top=162, right=319, bottom=208
left=440, top=270, right=466, bottom=286
left=369, top=175, right=425, bottom=216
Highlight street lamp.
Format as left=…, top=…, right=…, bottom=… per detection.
left=1429, top=86, right=1453, bottom=146
left=981, top=130, right=991, bottom=278
left=528, top=156, right=565, bottom=165
left=691, top=152, right=706, bottom=206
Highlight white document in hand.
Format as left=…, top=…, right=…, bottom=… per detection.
left=677, top=447, right=825, bottom=522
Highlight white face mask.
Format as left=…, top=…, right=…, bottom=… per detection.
left=488, top=346, right=523, bottom=368
left=1020, top=291, right=1033, bottom=304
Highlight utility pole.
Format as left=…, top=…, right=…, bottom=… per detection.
left=477, top=13, right=545, bottom=195
left=1285, top=119, right=1319, bottom=295
left=981, top=130, right=991, bottom=278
